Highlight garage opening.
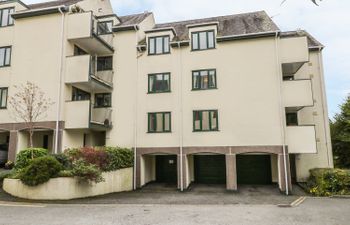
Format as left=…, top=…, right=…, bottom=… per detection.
left=237, top=154, right=272, bottom=185
left=194, top=155, right=226, bottom=184
left=0, top=131, right=9, bottom=167
left=155, top=155, right=177, bottom=184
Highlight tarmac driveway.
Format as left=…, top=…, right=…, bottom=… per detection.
left=0, top=183, right=305, bottom=205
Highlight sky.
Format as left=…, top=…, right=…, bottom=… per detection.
left=26, top=0, right=350, bottom=118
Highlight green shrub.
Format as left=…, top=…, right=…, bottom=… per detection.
left=57, top=170, right=74, bottom=177
left=0, top=170, right=15, bottom=183
left=72, top=159, right=104, bottom=183
left=4, top=161, right=14, bottom=170
left=65, top=148, right=81, bottom=160
left=51, top=153, right=71, bottom=169
left=103, top=147, right=134, bottom=172
left=20, top=156, right=63, bottom=186
left=307, top=168, right=350, bottom=196
left=15, top=148, right=48, bottom=170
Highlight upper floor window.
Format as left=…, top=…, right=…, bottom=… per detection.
left=148, top=36, right=170, bottom=55
left=148, top=73, right=170, bottom=93
left=97, top=21, right=113, bottom=35
left=0, top=87, right=8, bottom=109
left=72, top=87, right=90, bottom=101
left=0, top=8, right=14, bottom=27
left=95, top=93, right=111, bottom=108
left=192, top=69, right=217, bottom=90
left=97, top=56, right=113, bottom=71
left=286, top=112, right=298, bottom=126
left=0, top=46, right=11, bottom=67
left=191, top=30, right=215, bottom=51
left=193, top=110, right=219, bottom=132
left=148, top=112, right=171, bottom=133
left=74, top=45, right=87, bottom=56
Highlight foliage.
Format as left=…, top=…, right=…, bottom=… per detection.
left=8, top=82, right=54, bottom=148
left=307, top=168, right=350, bottom=196
left=57, top=170, right=74, bottom=178
left=4, top=161, right=14, bottom=170
left=19, top=156, right=63, bottom=186
left=103, top=147, right=134, bottom=172
left=14, top=148, right=48, bottom=170
left=71, top=159, right=104, bottom=183
left=76, top=147, right=109, bottom=170
left=331, top=95, right=350, bottom=169
left=0, top=170, right=15, bottom=183
left=51, top=153, right=71, bottom=169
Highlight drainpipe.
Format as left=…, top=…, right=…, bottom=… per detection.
left=178, top=42, right=184, bottom=191
left=274, top=32, right=289, bottom=195
left=54, top=6, right=66, bottom=154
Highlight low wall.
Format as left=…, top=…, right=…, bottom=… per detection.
left=3, top=167, right=133, bottom=200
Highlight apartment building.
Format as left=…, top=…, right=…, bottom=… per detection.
left=0, top=0, right=333, bottom=194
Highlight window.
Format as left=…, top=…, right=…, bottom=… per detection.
left=148, top=36, right=170, bottom=55
left=97, top=56, right=113, bottom=71
left=148, top=73, right=170, bottom=93
left=191, top=30, right=215, bottom=51
left=95, top=93, right=111, bottom=108
left=193, top=110, right=218, bottom=132
left=0, top=8, right=14, bottom=27
left=0, top=46, right=11, bottom=67
left=74, top=45, right=87, bottom=56
left=0, top=87, right=8, bottom=109
left=72, top=87, right=90, bottom=101
left=283, top=75, right=294, bottom=81
left=148, top=112, right=171, bottom=133
left=286, top=112, right=298, bottom=126
left=192, top=69, right=217, bottom=90
left=97, top=21, right=113, bottom=35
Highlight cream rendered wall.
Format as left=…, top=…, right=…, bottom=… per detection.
left=136, top=37, right=283, bottom=147
left=293, top=52, right=333, bottom=181
left=141, top=155, right=155, bottom=186
left=78, top=0, right=114, bottom=16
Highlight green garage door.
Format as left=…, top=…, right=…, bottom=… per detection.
left=156, top=155, right=177, bottom=183
left=194, top=155, right=226, bottom=184
left=237, top=155, right=272, bottom=185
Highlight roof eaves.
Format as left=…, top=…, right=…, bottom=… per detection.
left=12, top=5, right=69, bottom=19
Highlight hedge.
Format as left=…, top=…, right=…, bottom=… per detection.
left=14, top=148, right=48, bottom=170
left=307, top=168, right=350, bottom=196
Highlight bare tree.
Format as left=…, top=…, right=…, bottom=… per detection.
left=8, top=82, right=54, bottom=154
left=281, top=0, right=322, bottom=6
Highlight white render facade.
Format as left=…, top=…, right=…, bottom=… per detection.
left=0, top=0, right=333, bottom=194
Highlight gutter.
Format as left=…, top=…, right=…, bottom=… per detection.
left=217, top=31, right=280, bottom=42
left=112, top=24, right=139, bottom=32
left=12, top=5, right=69, bottom=19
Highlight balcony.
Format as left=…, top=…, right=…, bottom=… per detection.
left=67, top=12, right=114, bottom=55
left=65, top=55, right=113, bottom=92
left=282, top=79, right=313, bottom=109
left=286, top=126, right=317, bottom=154
left=65, top=101, right=112, bottom=130
left=280, top=36, right=309, bottom=75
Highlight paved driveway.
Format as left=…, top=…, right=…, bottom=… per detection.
left=0, top=183, right=305, bottom=205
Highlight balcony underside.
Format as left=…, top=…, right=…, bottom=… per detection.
left=68, top=77, right=112, bottom=93
left=70, top=36, right=114, bottom=55
left=282, top=62, right=305, bottom=76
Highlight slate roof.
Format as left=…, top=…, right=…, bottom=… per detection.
left=116, top=12, right=153, bottom=27
left=28, top=0, right=82, bottom=9
left=281, top=30, right=324, bottom=49
left=154, top=11, right=280, bottom=41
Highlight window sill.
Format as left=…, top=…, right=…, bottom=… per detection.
left=191, top=47, right=216, bottom=52
left=94, top=106, right=112, bottom=108
left=147, top=91, right=171, bottom=94
left=193, top=130, right=220, bottom=133
left=148, top=52, right=171, bottom=56
left=147, top=131, right=172, bottom=134
left=0, top=107, right=7, bottom=110
left=0, top=24, right=14, bottom=29
left=191, top=88, right=218, bottom=91
left=0, top=65, right=11, bottom=68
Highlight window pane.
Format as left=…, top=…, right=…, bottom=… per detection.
left=194, top=111, right=201, bottom=130
left=0, top=48, right=4, bottom=67
left=163, top=74, right=170, bottom=91
left=202, top=111, right=210, bottom=130
left=208, top=70, right=216, bottom=88
left=208, top=31, right=215, bottom=48
left=210, top=111, right=218, bottom=130
left=156, top=37, right=163, bottom=54
left=156, top=113, right=163, bottom=132
left=200, top=71, right=209, bottom=89
left=199, top=32, right=207, bottom=50
left=1, top=9, right=9, bottom=27
left=106, top=22, right=112, bottom=33
left=193, top=72, right=200, bottom=89
left=0, top=89, right=7, bottom=108
left=5, top=48, right=10, bottom=65
left=149, top=38, right=155, bottom=54
left=97, top=56, right=112, bottom=71
left=163, top=37, right=170, bottom=53
left=164, top=113, right=170, bottom=131
left=192, top=33, right=198, bottom=50
left=8, top=8, right=14, bottom=25
left=149, top=114, right=156, bottom=132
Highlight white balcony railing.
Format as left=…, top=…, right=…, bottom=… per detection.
left=286, top=126, right=317, bottom=154
left=282, top=79, right=313, bottom=108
